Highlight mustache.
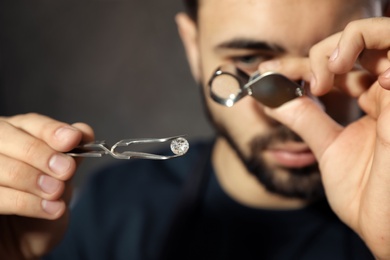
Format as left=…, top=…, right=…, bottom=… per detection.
left=251, top=125, right=303, bottom=151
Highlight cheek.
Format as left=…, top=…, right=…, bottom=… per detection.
left=208, top=96, right=258, bottom=125
left=207, top=94, right=273, bottom=142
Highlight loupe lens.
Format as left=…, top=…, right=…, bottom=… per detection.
left=209, top=64, right=249, bottom=106
left=210, top=73, right=241, bottom=100
left=250, top=73, right=303, bottom=108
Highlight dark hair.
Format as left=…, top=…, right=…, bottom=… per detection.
left=183, top=0, right=198, bottom=21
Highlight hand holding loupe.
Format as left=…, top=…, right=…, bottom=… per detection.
left=208, top=64, right=305, bottom=108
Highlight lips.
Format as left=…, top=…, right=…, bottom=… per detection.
left=265, top=143, right=317, bottom=168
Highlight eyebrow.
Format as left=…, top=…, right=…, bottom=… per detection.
left=215, top=38, right=285, bottom=53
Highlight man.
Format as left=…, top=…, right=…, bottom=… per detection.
left=0, top=0, right=390, bottom=259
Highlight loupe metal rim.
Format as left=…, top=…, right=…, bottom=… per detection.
left=209, top=66, right=305, bottom=108
left=208, top=67, right=248, bottom=107
left=209, top=88, right=247, bottom=107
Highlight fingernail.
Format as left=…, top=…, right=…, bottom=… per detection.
left=382, top=68, right=390, bottom=79
left=329, top=47, right=339, bottom=62
left=259, top=60, right=280, bottom=73
left=55, top=126, right=79, bottom=142
left=38, top=175, right=61, bottom=194
left=49, top=154, right=72, bottom=176
left=42, top=200, right=63, bottom=215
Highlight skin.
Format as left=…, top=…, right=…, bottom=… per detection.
left=177, top=0, right=390, bottom=258
left=0, top=114, right=94, bottom=259
left=266, top=17, right=390, bottom=259
left=177, top=0, right=372, bottom=207
left=0, top=0, right=390, bottom=259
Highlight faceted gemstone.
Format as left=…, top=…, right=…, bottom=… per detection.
left=170, top=137, right=189, bottom=155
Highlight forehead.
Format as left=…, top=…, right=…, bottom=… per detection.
left=197, top=0, right=377, bottom=54
left=198, top=0, right=373, bottom=22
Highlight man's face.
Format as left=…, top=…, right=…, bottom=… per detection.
left=185, top=0, right=381, bottom=199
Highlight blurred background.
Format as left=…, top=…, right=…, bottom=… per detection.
left=0, top=0, right=213, bottom=187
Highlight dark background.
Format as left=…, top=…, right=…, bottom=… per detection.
left=0, top=0, right=213, bottom=187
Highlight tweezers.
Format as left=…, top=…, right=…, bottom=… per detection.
left=66, top=135, right=189, bottom=160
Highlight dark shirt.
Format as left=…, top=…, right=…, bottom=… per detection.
left=45, top=139, right=373, bottom=259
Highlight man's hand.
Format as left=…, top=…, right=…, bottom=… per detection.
left=0, top=113, right=94, bottom=259
left=262, top=18, right=390, bottom=259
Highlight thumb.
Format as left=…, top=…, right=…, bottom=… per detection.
left=264, top=96, right=342, bottom=160
left=379, top=68, right=390, bottom=90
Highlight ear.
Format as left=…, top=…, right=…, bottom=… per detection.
left=175, top=12, right=201, bottom=82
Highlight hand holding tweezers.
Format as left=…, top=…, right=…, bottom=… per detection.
left=66, top=135, right=189, bottom=160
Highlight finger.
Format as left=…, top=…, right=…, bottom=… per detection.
left=259, top=56, right=312, bottom=82
left=309, top=33, right=342, bottom=96
left=358, top=80, right=390, bottom=119
left=333, top=69, right=375, bottom=98
left=1, top=113, right=83, bottom=152
left=264, top=96, right=342, bottom=160
left=329, top=18, right=390, bottom=74
left=378, top=68, right=390, bottom=90
left=0, top=154, right=65, bottom=200
left=71, top=122, right=95, bottom=143
left=260, top=54, right=373, bottom=98
left=359, top=49, right=390, bottom=76
left=69, top=122, right=96, bottom=166
left=0, top=187, right=66, bottom=220
left=0, top=121, right=76, bottom=181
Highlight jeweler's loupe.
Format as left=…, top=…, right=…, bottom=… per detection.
left=208, top=64, right=305, bottom=108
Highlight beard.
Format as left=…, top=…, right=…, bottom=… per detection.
left=219, top=123, right=324, bottom=201
left=243, top=126, right=325, bottom=201
left=200, top=86, right=324, bottom=201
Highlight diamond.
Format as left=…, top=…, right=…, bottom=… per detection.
left=170, top=137, right=189, bottom=155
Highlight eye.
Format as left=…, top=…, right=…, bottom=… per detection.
left=232, top=55, right=270, bottom=75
